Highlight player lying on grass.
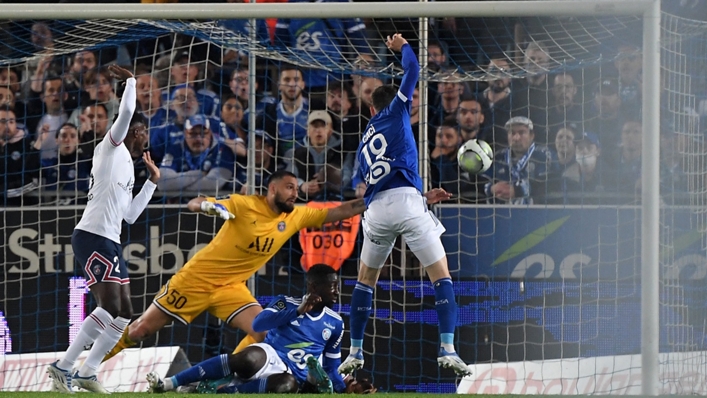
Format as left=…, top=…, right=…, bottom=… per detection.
left=103, top=170, right=450, bottom=363
left=146, top=264, right=376, bottom=394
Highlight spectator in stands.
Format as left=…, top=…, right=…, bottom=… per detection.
left=285, top=110, right=352, bottom=201
left=430, top=71, right=464, bottom=127
left=514, top=41, right=551, bottom=143
left=274, top=4, right=370, bottom=92
left=61, top=50, right=96, bottom=111
left=158, top=115, right=235, bottom=199
left=0, top=84, right=26, bottom=125
left=410, top=87, right=436, bottom=153
left=0, top=106, right=39, bottom=206
left=574, top=131, right=605, bottom=200
left=427, top=40, right=449, bottom=73
left=0, top=66, right=21, bottom=98
left=151, top=84, right=220, bottom=161
left=587, top=78, right=624, bottom=159
left=350, top=54, right=379, bottom=102
left=220, top=94, right=247, bottom=159
left=601, top=118, right=642, bottom=203
left=80, top=68, right=119, bottom=119
left=615, top=44, right=642, bottom=112
left=258, top=64, right=310, bottom=157
left=327, top=84, right=364, bottom=153
left=481, top=58, right=513, bottom=149
left=77, top=103, right=110, bottom=158
left=166, top=51, right=219, bottom=118
left=457, top=96, right=486, bottom=142
left=229, top=66, right=275, bottom=120
left=31, top=74, right=69, bottom=159
left=483, top=116, right=555, bottom=204
left=136, top=73, right=171, bottom=130
left=354, top=76, right=383, bottom=121
left=236, top=131, right=277, bottom=195
left=547, top=73, right=584, bottom=142
left=36, top=122, right=91, bottom=203
left=431, top=118, right=487, bottom=203
left=547, top=125, right=581, bottom=203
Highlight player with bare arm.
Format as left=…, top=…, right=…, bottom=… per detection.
left=47, top=65, right=158, bottom=393
left=340, top=34, right=471, bottom=377
left=103, top=170, right=449, bottom=368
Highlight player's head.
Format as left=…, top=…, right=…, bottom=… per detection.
left=370, top=84, right=397, bottom=116
left=123, top=112, right=149, bottom=156
left=267, top=170, right=298, bottom=213
left=306, top=264, right=339, bottom=308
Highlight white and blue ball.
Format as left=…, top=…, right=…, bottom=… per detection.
left=457, top=139, right=493, bottom=174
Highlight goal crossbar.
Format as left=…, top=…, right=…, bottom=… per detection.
left=0, top=0, right=654, bottom=20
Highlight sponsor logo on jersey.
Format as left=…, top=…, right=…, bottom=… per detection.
left=290, top=320, right=301, bottom=326
left=324, top=322, right=335, bottom=329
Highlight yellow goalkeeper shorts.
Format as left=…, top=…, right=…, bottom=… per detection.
left=153, top=271, right=260, bottom=325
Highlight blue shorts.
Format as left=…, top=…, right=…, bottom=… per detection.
left=72, top=229, right=129, bottom=287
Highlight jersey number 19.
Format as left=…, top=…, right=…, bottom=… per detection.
left=361, top=133, right=390, bottom=185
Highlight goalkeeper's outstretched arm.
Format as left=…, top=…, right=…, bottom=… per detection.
left=187, top=196, right=235, bottom=220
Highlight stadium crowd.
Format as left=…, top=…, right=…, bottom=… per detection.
left=1, top=2, right=705, bottom=209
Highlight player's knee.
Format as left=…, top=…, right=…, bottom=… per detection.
left=229, top=346, right=266, bottom=379
left=100, top=301, right=121, bottom=318
left=265, top=373, right=298, bottom=393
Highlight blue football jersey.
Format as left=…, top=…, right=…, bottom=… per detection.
left=276, top=99, right=309, bottom=152
left=354, top=43, right=422, bottom=206
left=262, top=295, right=344, bottom=385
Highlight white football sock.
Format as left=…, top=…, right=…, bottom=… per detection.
left=58, top=307, right=114, bottom=371
left=78, top=316, right=130, bottom=377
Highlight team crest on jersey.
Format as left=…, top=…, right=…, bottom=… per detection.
left=278, top=221, right=286, bottom=231
left=67, top=168, right=76, bottom=179
left=93, top=264, right=102, bottom=275
left=11, top=151, right=21, bottom=161
left=322, top=328, right=332, bottom=341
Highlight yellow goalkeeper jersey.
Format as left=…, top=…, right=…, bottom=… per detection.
left=180, top=194, right=328, bottom=286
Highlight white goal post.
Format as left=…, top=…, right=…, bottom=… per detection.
left=0, top=0, right=662, bottom=395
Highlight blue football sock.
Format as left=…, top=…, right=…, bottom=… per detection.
left=433, top=278, right=457, bottom=352
left=173, top=354, right=232, bottom=387
left=237, top=378, right=268, bottom=393
left=349, top=282, right=374, bottom=351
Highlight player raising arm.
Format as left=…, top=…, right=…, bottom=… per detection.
left=47, top=65, right=158, bottom=394
left=339, top=34, right=471, bottom=377
left=145, top=265, right=374, bottom=394
left=104, top=170, right=448, bottom=365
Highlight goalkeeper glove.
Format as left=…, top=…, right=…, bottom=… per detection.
left=200, top=201, right=235, bottom=220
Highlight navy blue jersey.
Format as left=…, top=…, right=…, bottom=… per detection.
left=354, top=43, right=421, bottom=206
left=254, top=295, right=345, bottom=392
left=160, top=140, right=235, bottom=174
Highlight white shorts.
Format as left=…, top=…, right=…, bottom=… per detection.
left=361, top=187, right=446, bottom=269
left=248, top=343, right=291, bottom=380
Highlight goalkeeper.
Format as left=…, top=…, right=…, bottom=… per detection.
left=104, top=169, right=449, bottom=362
left=146, top=265, right=376, bottom=394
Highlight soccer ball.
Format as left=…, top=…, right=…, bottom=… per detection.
left=457, top=139, right=493, bottom=174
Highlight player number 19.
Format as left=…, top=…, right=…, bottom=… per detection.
left=361, top=134, right=390, bottom=185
